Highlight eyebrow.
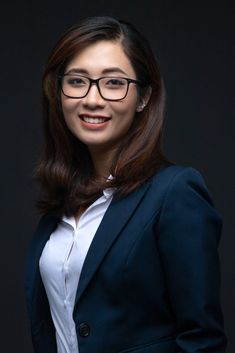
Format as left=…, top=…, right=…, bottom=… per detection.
left=65, top=67, right=129, bottom=76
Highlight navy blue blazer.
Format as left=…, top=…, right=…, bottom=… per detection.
left=25, top=165, right=227, bottom=353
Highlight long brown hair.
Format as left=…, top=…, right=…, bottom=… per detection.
left=35, top=16, right=172, bottom=216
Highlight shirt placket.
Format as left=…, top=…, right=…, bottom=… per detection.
left=62, top=226, right=79, bottom=351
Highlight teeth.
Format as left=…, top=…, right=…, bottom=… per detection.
left=82, top=116, right=107, bottom=124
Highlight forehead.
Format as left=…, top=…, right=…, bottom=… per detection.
left=65, top=40, right=136, bottom=77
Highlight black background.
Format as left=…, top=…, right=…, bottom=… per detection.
left=1, top=1, right=234, bottom=352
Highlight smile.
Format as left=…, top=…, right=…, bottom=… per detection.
left=79, top=114, right=111, bottom=129
left=82, top=116, right=110, bottom=124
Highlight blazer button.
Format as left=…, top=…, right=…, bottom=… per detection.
left=78, top=322, right=90, bottom=337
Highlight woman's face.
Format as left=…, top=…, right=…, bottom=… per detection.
left=61, top=40, right=140, bottom=152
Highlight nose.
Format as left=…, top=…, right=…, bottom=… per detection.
left=82, top=82, right=105, bottom=108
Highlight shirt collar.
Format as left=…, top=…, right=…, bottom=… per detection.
left=103, top=174, right=115, bottom=199
left=62, top=175, right=115, bottom=226
left=61, top=215, right=77, bottom=229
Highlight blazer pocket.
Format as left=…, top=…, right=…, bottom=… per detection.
left=118, top=336, right=178, bottom=353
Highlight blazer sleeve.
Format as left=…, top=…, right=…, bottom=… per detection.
left=156, top=167, right=227, bottom=353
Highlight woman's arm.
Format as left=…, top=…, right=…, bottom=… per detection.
left=157, top=167, right=227, bottom=353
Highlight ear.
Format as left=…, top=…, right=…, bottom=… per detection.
left=136, top=86, right=152, bottom=112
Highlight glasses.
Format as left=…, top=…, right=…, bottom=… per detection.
left=58, top=74, right=142, bottom=101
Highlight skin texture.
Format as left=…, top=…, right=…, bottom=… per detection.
left=61, top=40, right=143, bottom=177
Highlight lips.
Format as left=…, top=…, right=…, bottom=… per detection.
left=79, top=114, right=111, bottom=124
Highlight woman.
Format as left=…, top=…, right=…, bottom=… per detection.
left=25, top=16, right=226, bottom=353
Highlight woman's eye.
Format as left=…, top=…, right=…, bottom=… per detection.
left=106, top=78, right=125, bottom=86
left=67, top=77, right=86, bottom=86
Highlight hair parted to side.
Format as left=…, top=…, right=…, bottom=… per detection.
left=35, top=16, right=172, bottom=217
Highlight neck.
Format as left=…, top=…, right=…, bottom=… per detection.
left=88, top=146, right=117, bottom=179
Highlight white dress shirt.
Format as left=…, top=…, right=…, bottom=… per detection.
left=39, top=187, right=114, bottom=353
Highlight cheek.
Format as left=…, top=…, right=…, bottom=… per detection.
left=61, top=97, right=80, bottom=128
left=111, top=95, right=138, bottom=120
left=61, top=95, right=78, bottom=115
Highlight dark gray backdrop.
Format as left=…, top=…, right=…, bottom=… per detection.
left=1, top=1, right=234, bottom=352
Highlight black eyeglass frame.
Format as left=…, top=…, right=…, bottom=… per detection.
left=58, top=74, right=143, bottom=101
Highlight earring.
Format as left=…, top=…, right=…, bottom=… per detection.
left=136, top=100, right=146, bottom=112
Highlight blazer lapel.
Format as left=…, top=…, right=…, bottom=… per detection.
left=74, top=181, right=151, bottom=307
left=25, top=214, right=59, bottom=310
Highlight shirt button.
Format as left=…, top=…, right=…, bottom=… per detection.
left=78, top=322, right=90, bottom=337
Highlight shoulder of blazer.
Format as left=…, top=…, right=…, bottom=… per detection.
left=147, top=164, right=193, bottom=195
left=145, top=164, right=216, bottom=212
left=149, top=164, right=209, bottom=192
left=149, top=164, right=202, bottom=186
